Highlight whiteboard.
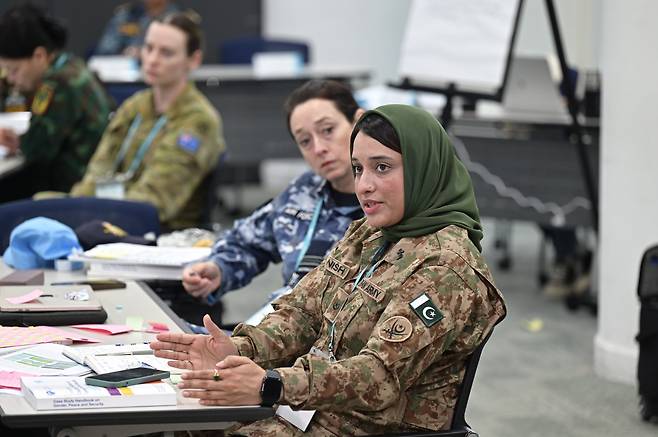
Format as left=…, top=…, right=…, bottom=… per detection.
left=399, top=0, right=520, bottom=91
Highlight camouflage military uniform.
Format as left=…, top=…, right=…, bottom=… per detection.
left=70, top=82, right=225, bottom=229
left=95, top=2, right=179, bottom=55
left=19, top=53, right=111, bottom=193
left=229, top=221, right=506, bottom=436
left=209, top=171, right=362, bottom=299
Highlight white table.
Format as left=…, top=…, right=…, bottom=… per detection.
left=0, top=264, right=273, bottom=437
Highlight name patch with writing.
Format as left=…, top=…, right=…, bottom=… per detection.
left=378, top=316, right=413, bottom=342
left=358, top=279, right=386, bottom=302
left=326, top=256, right=349, bottom=279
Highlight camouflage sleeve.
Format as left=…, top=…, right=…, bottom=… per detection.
left=209, top=200, right=282, bottom=295
left=276, top=265, right=494, bottom=412
left=231, top=264, right=329, bottom=368
left=19, top=79, right=78, bottom=165
left=70, top=101, right=134, bottom=196
left=125, top=113, right=224, bottom=223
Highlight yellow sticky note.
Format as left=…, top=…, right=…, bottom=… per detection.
left=523, top=318, right=544, bottom=333
left=125, top=316, right=144, bottom=331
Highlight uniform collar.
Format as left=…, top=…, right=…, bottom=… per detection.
left=146, top=81, right=197, bottom=118
left=44, top=52, right=69, bottom=78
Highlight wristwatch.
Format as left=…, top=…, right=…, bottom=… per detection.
left=260, top=369, right=282, bottom=407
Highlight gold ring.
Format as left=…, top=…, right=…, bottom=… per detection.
left=213, top=368, right=220, bottom=381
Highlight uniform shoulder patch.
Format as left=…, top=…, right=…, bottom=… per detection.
left=378, top=316, right=413, bottom=342
left=177, top=132, right=201, bottom=153
left=409, top=292, right=444, bottom=327
left=31, top=84, right=54, bottom=115
left=119, top=22, right=140, bottom=37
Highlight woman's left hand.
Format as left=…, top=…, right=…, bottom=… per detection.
left=179, top=355, right=267, bottom=406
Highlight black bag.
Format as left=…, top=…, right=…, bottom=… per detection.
left=637, top=244, right=658, bottom=423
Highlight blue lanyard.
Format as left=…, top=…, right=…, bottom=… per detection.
left=53, top=53, right=68, bottom=69
left=111, top=114, right=167, bottom=178
left=327, top=241, right=390, bottom=361
left=292, top=197, right=324, bottom=273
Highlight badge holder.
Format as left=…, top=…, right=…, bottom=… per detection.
left=95, top=173, right=129, bottom=200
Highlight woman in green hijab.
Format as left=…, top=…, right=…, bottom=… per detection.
left=151, top=104, right=506, bottom=436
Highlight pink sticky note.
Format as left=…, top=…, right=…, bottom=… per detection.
left=148, top=321, right=169, bottom=332
left=71, top=324, right=132, bottom=335
left=39, top=326, right=101, bottom=344
left=6, top=289, right=43, bottom=304
left=0, top=371, right=35, bottom=389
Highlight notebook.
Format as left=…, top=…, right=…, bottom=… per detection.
left=0, top=286, right=107, bottom=326
left=0, top=285, right=101, bottom=312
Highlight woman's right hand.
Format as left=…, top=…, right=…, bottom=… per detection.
left=182, top=261, right=221, bottom=299
left=0, top=128, right=19, bottom=155
left=150, top=314, right=238, bottom=371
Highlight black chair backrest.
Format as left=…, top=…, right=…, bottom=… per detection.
left=219, top=36, right=311, bottom=65
left=450, top=331, right=493, bottom=430
left=0, top=197, right=161, bottom=252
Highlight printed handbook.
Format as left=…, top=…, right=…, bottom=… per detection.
left=21, top=376, right=176, bottom=410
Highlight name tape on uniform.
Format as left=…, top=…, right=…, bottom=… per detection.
left=326, top=256, right=349, bottom=279
left=358, top=279, right=386, bottom=303
left=409, top=293, right=443, bottom=327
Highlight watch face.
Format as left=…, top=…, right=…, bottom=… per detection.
left=261, top=369, right=283, bottom=407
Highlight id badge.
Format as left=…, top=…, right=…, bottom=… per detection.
left=95, top=179, right=125, bottom=199
left=309, top=346, right=331, bottom=360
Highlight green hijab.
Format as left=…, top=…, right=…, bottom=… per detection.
left=350, top=104, right=483, bottom=251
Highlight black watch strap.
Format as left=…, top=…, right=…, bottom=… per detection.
left=260, top=369, right=282, bottom=407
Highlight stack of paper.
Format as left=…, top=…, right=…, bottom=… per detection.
left=69, top=243, right=211, bottom=280
left=21, top=376, right=176, bottom=410
left=62, top=344, right=182, bottom=375
left=0, top=344, right=90, bottom=377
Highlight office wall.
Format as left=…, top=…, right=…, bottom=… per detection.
left=0, top=0, right=261, bottom=63
left=263, top=0, right=600, bottom=84
left=595, top=0, right=658, bottom=384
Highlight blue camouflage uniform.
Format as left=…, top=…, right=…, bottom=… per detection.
left=208, top=171, right=363, bottom=301
left=95, top=2, right=179, bottom=55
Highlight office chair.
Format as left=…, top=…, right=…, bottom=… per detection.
left=218, top=36, right=311, bottom=65
left=371, top=332, right=493, bottom=437
left=0, top=197, right=161, bottom=252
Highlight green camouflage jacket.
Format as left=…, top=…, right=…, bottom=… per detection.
left=231, top=220, right=506, bottom=436
left=20, top=53, right=111, bottom=193
left=70, top=82, right=225, bottom=229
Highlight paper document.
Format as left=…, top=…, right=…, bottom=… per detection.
left=71, top=243, right=211, bottom=266
left=62, top=344, right=181, bottom=375
left=0, top=370, right=35, bottom=389
left=0, top=344, right=89, bottom=376
left=0, top=326, right=97, bottom=349
left=276, top=405, right=316, bottom=431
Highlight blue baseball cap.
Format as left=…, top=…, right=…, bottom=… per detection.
left=3, top=217, right=82, bottom=269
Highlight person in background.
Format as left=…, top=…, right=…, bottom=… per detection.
left=182, top=80, right=364, bottom=311
left=70, top=11, right=225, bottom=230
left=0, top=4, right=112, bottom=198
left=152, top=104, right=505, bottom=435
left=95, top=0, right=178, bottom=57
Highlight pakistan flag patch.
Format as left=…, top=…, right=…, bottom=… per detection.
left=409, top=293, right=443, bottom=327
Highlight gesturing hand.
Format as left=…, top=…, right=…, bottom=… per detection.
left=182, top=261, right=221, bottom=299
left=150, top=314, right=237, bottom=371
left=0, top=128, right=19, bottom=155
left=178, top=355, right=266, bottom=406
